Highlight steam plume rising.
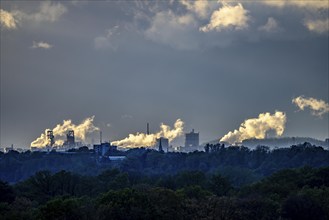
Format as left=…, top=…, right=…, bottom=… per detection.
left=31, top=116, right=99, bottom=147
left=0, top=9, right=17, bottom=29
left=292, top=96, right=329, bottom=117
left=111, top=119, right=184, bottom=148
left=220, top=111, right=286, bottom=145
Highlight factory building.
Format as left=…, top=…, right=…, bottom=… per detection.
left=185, top=129, right=199, bottom=150
left=47, top=130, right=55, bottom=147
left=93, top=142, right=117, bottom=156
left=155, top=137, right=169, bottom=152
left=108, top=156, right=126, bottom=161
left=64, top=130, right=75, bottom=147
left=4, top=144, right=14, bottom=153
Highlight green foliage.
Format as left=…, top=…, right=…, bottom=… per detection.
left=190, top=196, right=279, bottom=220
left=38, top=197, right=88, bottom=220
left=0, top=181, right=15, bottom=203
left=0, top=197, right=37, bottom=220
left=97, top=188, right=182, bottom=220
left=208, top=173, right=233, bottom=196
left=1, top=143, right=328, bottom=185
left=245, top=167, right=329, bottom=203
left=0, top=145, right=329, bottom=219
left=218, top=166, right=261, bottom=187
left=297, top=187, right=329, bottom=219
left=176, top=185, right=212, bottom=200
left=281, top=195, right=326, bottom=220
left=174, top=170, right=206, bottom=188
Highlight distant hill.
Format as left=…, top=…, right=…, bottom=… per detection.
left=241, top=137, right=329, bottom=149
left=203, top=137, right=329, bottom=149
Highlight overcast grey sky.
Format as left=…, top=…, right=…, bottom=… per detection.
left=1, top=0, right=328, bottom=148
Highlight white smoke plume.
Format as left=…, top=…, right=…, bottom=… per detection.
left=31, top=41, right=53, bottom=49
left=111, top=119, right=184, bottom=148
left=199, top=2, right=250, bottom=32
left=292, top=96, right=329, bottom=117
left=220, top=111, right=286, bottom=145
left=0, top=9, right=17, bottom=29
left=31, top=116, right=99, bottom=147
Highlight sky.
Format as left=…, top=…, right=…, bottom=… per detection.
left=0, top=0, right=328, bottom=148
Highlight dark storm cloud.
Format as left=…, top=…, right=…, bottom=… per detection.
left=0, top=1, right=328, bottom=148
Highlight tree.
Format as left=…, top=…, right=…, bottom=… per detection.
left=208, top=174, right=233, bottom=197
left=38, top=197, right=86, bottom=220
left=52, top=170, right=79, bottom=196
left=281, top=195, right=326, bottom=220
left=174, top=171, right=206, bottom=188
left=176, top=185, right=211, bottom=200
left=0, top=181, right=15, bottom=203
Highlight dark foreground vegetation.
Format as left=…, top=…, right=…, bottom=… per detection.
left=1, top=142, right=329, bottom=219
left=1, top=142, right=328, bottom=184
left=1, top=166, right=329, bottom=220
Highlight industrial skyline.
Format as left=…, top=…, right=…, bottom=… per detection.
left=1, top=1, right=328, bottom=148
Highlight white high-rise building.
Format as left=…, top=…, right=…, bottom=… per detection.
left=185, top=129, right=199, bottom=149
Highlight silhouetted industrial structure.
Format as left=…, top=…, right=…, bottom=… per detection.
left=155, top=137, right=168, bottom=152
left=94, top=142, right=117, bottom=156
left=64, top=130, right=75, bottom=146
left=159, top=138, right=163, bottom=152
left=47, top=130, right=55, bottom=147
left=185, top=129, right=199, bottom=149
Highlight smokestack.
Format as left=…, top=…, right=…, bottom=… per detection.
left=100, top=131, right=102, bottom=144
left=47, top=130, right=55, bottom=147
left=111, top=119, right=184, bottom=149
left=31, top=116, right=99, bottom=148
left=159, top=138, right=163, bottom=152
left=147, top=123, right=150, bottom=135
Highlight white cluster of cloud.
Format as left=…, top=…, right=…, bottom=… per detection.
left=91, top=0, right=329, bottom=51
left=260, top=0, right=328, bottom=34
left=94, top=25, right=121, bottom=50
left=180, top=0, right=211, bottom=19
left=31, top=41, right=53, bottom=49
left=200, top=3, right=249, bottom=32
left=292, top=96, right=329, bottom=117
left=111, top=119, right=184, bottom=148
left=0, top=9, right=17, bottom=29
left=139, top=1, right=252, bottom=50
left=31, top=116, right=99, bottom=147
left=31, top=1, right=67, bottom=23
left=304, top=18, right=329, bottom=34
left=220, top=111, right=286, bottom=144
left=145, top=10, right=198, bottom=50
left=14, top=1, right=67, bottom=23
left=1, top=1, right=66, bottom=31
left=142, top=0, right=328, bottom=49
left=258, top=17, right=280, bottom=32
left=261, top=0, right=328, bottom=9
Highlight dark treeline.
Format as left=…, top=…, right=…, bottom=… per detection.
left=1, top=142, right=329, bottom=219
left=1, top=166, right=329, bottom=219
left=1, top=142, right=328, bottom=185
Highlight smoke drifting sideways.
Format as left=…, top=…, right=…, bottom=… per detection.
left=111, top=119, right=184, bottom=148
left=220, top=111, right=286, bottom=145
left=292, top=96, right=329, bottom=117
left=30, top=116, right=99, bottom=148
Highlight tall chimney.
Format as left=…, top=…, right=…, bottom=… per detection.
left=147, top=123, right=150, bottom=135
